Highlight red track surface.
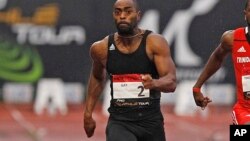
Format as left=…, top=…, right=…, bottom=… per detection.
left=0, top=103, right=232, bottom=141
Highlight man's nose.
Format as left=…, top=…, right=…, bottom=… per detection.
left=120, top=12, right=126, bottom=19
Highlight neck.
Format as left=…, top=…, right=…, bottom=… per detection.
left=117, top=29, right=142, bottom=39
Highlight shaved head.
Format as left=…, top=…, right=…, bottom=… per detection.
left=114, top=0, right=140, bottom=11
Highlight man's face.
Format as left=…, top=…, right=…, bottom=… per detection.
left=113, top=0, right=140, bottom=35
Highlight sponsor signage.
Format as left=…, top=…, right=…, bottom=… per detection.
left=0, top=0, right=245, bottom=104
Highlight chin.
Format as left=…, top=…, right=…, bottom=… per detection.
left=118, top=29, right=133, bottom=35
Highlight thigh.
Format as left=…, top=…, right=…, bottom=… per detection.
left=106, top=119, right=137, bottom=141
left=136, top=114, right=165, bottom=141
left=141, top=120, right=166, bottom=141
left=150, top=122, right=166, bottom=141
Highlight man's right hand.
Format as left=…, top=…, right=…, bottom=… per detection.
left=193, top=91, right=212, bottom=110
left=84, top=116, right=96, bottom=137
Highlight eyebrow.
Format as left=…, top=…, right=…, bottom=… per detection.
left=114, top=6, right=134, bottom=11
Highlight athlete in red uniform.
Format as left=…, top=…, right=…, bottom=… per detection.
left=193, top=0, right=250, bottom=125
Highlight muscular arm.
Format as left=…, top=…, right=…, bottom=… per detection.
left=192, top=30, right=233, bottom=108
left=143, top=34, right=177, bottom=93
left=84, top=56, right=106, bottom=118
left=193, top=30, right=234, bottom=88
left=84, top=38, right=108, bottom=137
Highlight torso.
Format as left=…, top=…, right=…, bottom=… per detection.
left=105, top=30, right=161, bottom=120
left=106, top=30, right=157, bottom=75
left=114, top=31, right=144, bottom=54
left=94, top=30, right=156, bottom=68
left=232, top=27, right=250, bottom=108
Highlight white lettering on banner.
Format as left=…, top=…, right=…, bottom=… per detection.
left=139, top=10, right=159, bottom=34
left=12, top=24, right=86, bottom=45
left=34, top=78, right=68, bottom=116
left=0, top=0, right=7, bottom=9
left=139, top=0, right=219, bottom=67
left=237, top=57, right=250, bottom=63
left=162, top=0, right=219, bottom=66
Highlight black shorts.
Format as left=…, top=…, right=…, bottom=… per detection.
left=106, top=113, right=165, bottom=141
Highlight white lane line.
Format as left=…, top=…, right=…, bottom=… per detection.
left=6, top=105, right=46, bottom=141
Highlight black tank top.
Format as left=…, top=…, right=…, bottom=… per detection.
left=106, top=30, right=162, bottom=121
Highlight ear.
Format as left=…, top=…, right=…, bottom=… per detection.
left=244, top=10, right=247, bottom=21
left=137, top=11, right=141, bottom=22
left=112, top=11, right=116, bottom=18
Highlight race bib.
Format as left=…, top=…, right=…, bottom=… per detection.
left=112, top=74, right=149, bottom=99
left=111, top=74, right=150, bottom=107
left=242, top=67, right=250, bottom=99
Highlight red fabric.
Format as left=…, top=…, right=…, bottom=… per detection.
left=232, top=27, right=250, bottom=109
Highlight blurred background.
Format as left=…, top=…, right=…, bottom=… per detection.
left=0, top=0, right=246, bottom=141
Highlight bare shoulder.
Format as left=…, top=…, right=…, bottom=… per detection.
left=90, top=36, right=109, bottom=61
left=220, top=30, right=234, bottom=47
left=146, top=32, right=169, bottom=51
left=147, top=32, right=168, bottom=44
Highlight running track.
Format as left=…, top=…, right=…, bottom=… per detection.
left=0, top=103, right=231, bottom=141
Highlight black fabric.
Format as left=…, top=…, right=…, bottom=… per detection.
left=106, top=30, right=162, bottom=121
left=105, top=31, right=166, bottom=141
left=107, top=30, right=158, bottom=76
left=106, top=113, right=165, bottom=141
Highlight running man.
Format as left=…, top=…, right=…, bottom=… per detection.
left=193, top=0, right=250, bottom=125
left=84, top=0, right=176, bottom=140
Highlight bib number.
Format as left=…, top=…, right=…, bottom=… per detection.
left=242, top=67, right=250, bottom=99
left=112, top=74, right=149, bottom=99
left=112, top=74, right=150, bottom=107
